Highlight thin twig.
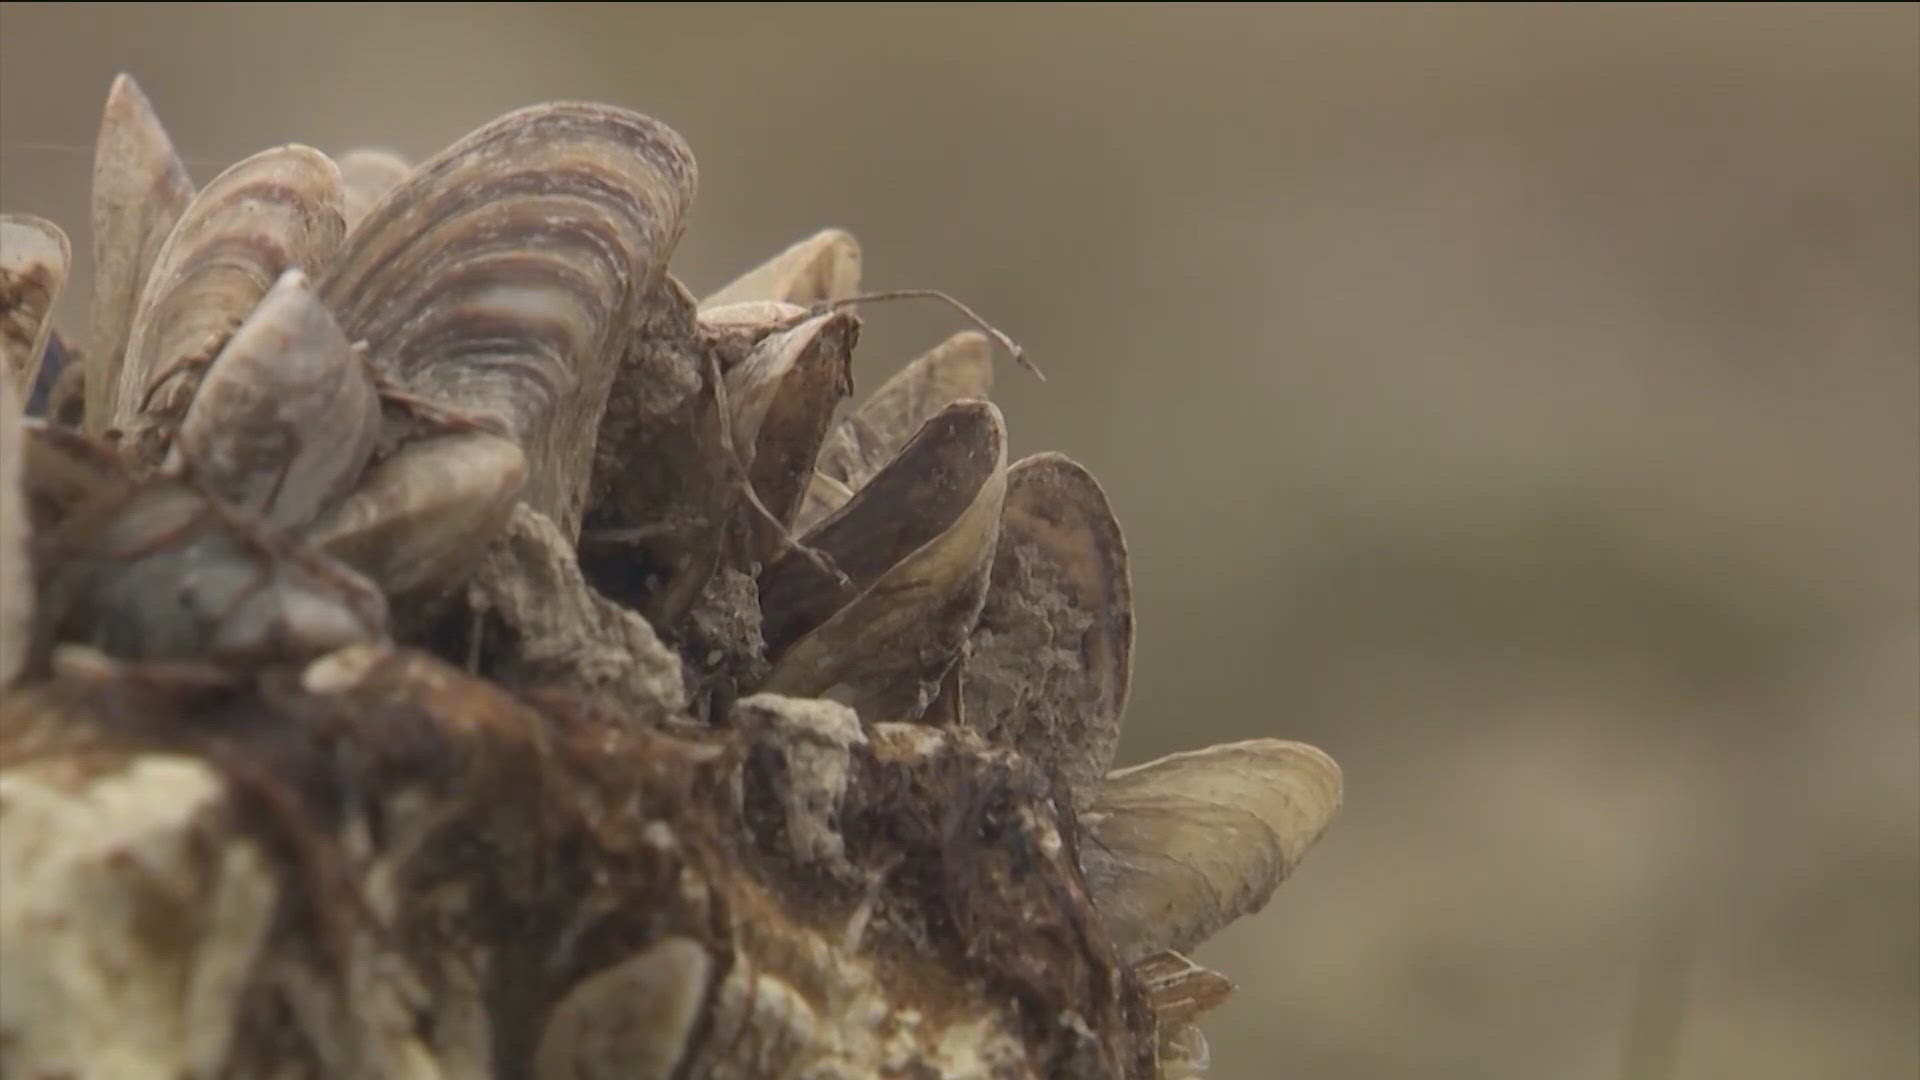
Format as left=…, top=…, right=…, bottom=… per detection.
left=820, top=289, right=1044, bottom=382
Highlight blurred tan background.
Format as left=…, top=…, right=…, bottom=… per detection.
left=3, top=5, right=1914, bottom=1078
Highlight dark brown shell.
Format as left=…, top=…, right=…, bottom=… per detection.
left=814, top=330, right=994, bottom=495
left=759, top=401, right=1007, bottom=720
left=724, top=309, right=858, bottom=549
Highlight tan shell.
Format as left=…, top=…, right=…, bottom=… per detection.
left=334, top=149, right=411, bottom=230
left=533, top=936, right=711, bottom=1080
left=724, top=309, right=857, bottom=546
left=321, top=102, right=697, bottom=539
left=1079, top=739, right=1342, bottom=961
left=166, top=269, right=379, bottom=531
left=0, top=215, right=71, bottom=399
left=86, top=75, right=195, bottom=435
left=307, top=429, right=528, bottom=599
left=1, top=368, right=27, bottom=685
left=113, top=144, right=347, bottom=466
left=701, top=228, right=862, bottom=310
left=961, top=452, right=1132, bottom=810
left=759, top=401, right=1007, bottom=721
left=803, top=330, right=994, bottom=530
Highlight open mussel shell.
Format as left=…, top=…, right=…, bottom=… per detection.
left=166, top=269, right=379, bottom=532
left=0, top=215, right=71, bottom=399
left=334, top=148, right=411, bottom=230
left=960, top=452, right=1132, bottom=810
left=1079, top=739, right=1341, bottom=962
left=1, top=369, right=27, bottom=685
left=701, top=227, right=862, bottom=310
left=802, top=330, right=994, bottom=531
left=113, top=143, right=347, bottom=466
left=724, top=309, right=857, bottom=548
left=321, top=102, right=697, bottom=539
left=86, top=74, right=195, bottom=435
left=759, top=400, right=1007, bottom=721
left=40, top=480, right=387, bottom=664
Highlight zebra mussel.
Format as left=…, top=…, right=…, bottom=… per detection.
left=0, top=76, right=1341, bottom=1079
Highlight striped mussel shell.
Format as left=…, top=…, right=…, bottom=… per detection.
left=319, top=102, right=698, bottom=541
left=110, top=143, right=346, bottom=467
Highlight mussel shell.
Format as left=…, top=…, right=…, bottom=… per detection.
left=0, top=215, right=71, bottom=400
left=166, top=269, right=379, bottom=532
left=321, top=102, right=697, bottom=538
left=305, top=429, right=528, bottom=600
left=1079, top=739, right=1342, bottom=961
left=532, top=936, right=711, bottom=1080
left=334, top=149, right=411, bottom=230
left=701, top=227, right=861, bottom=310
left=112, top=144, right=346, bottom=466
left=804, top=330, right=994, bottom=529
left=85, top=75, right=195, bottom=435
left=960, top=452, right=1132, bottom=810
left=724, top=309, right=857, bottom=547
left=759, top=400, right=1007, bottom=721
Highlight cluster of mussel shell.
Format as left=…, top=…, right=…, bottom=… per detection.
left=0, top=76, right=1340, bottom=1079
